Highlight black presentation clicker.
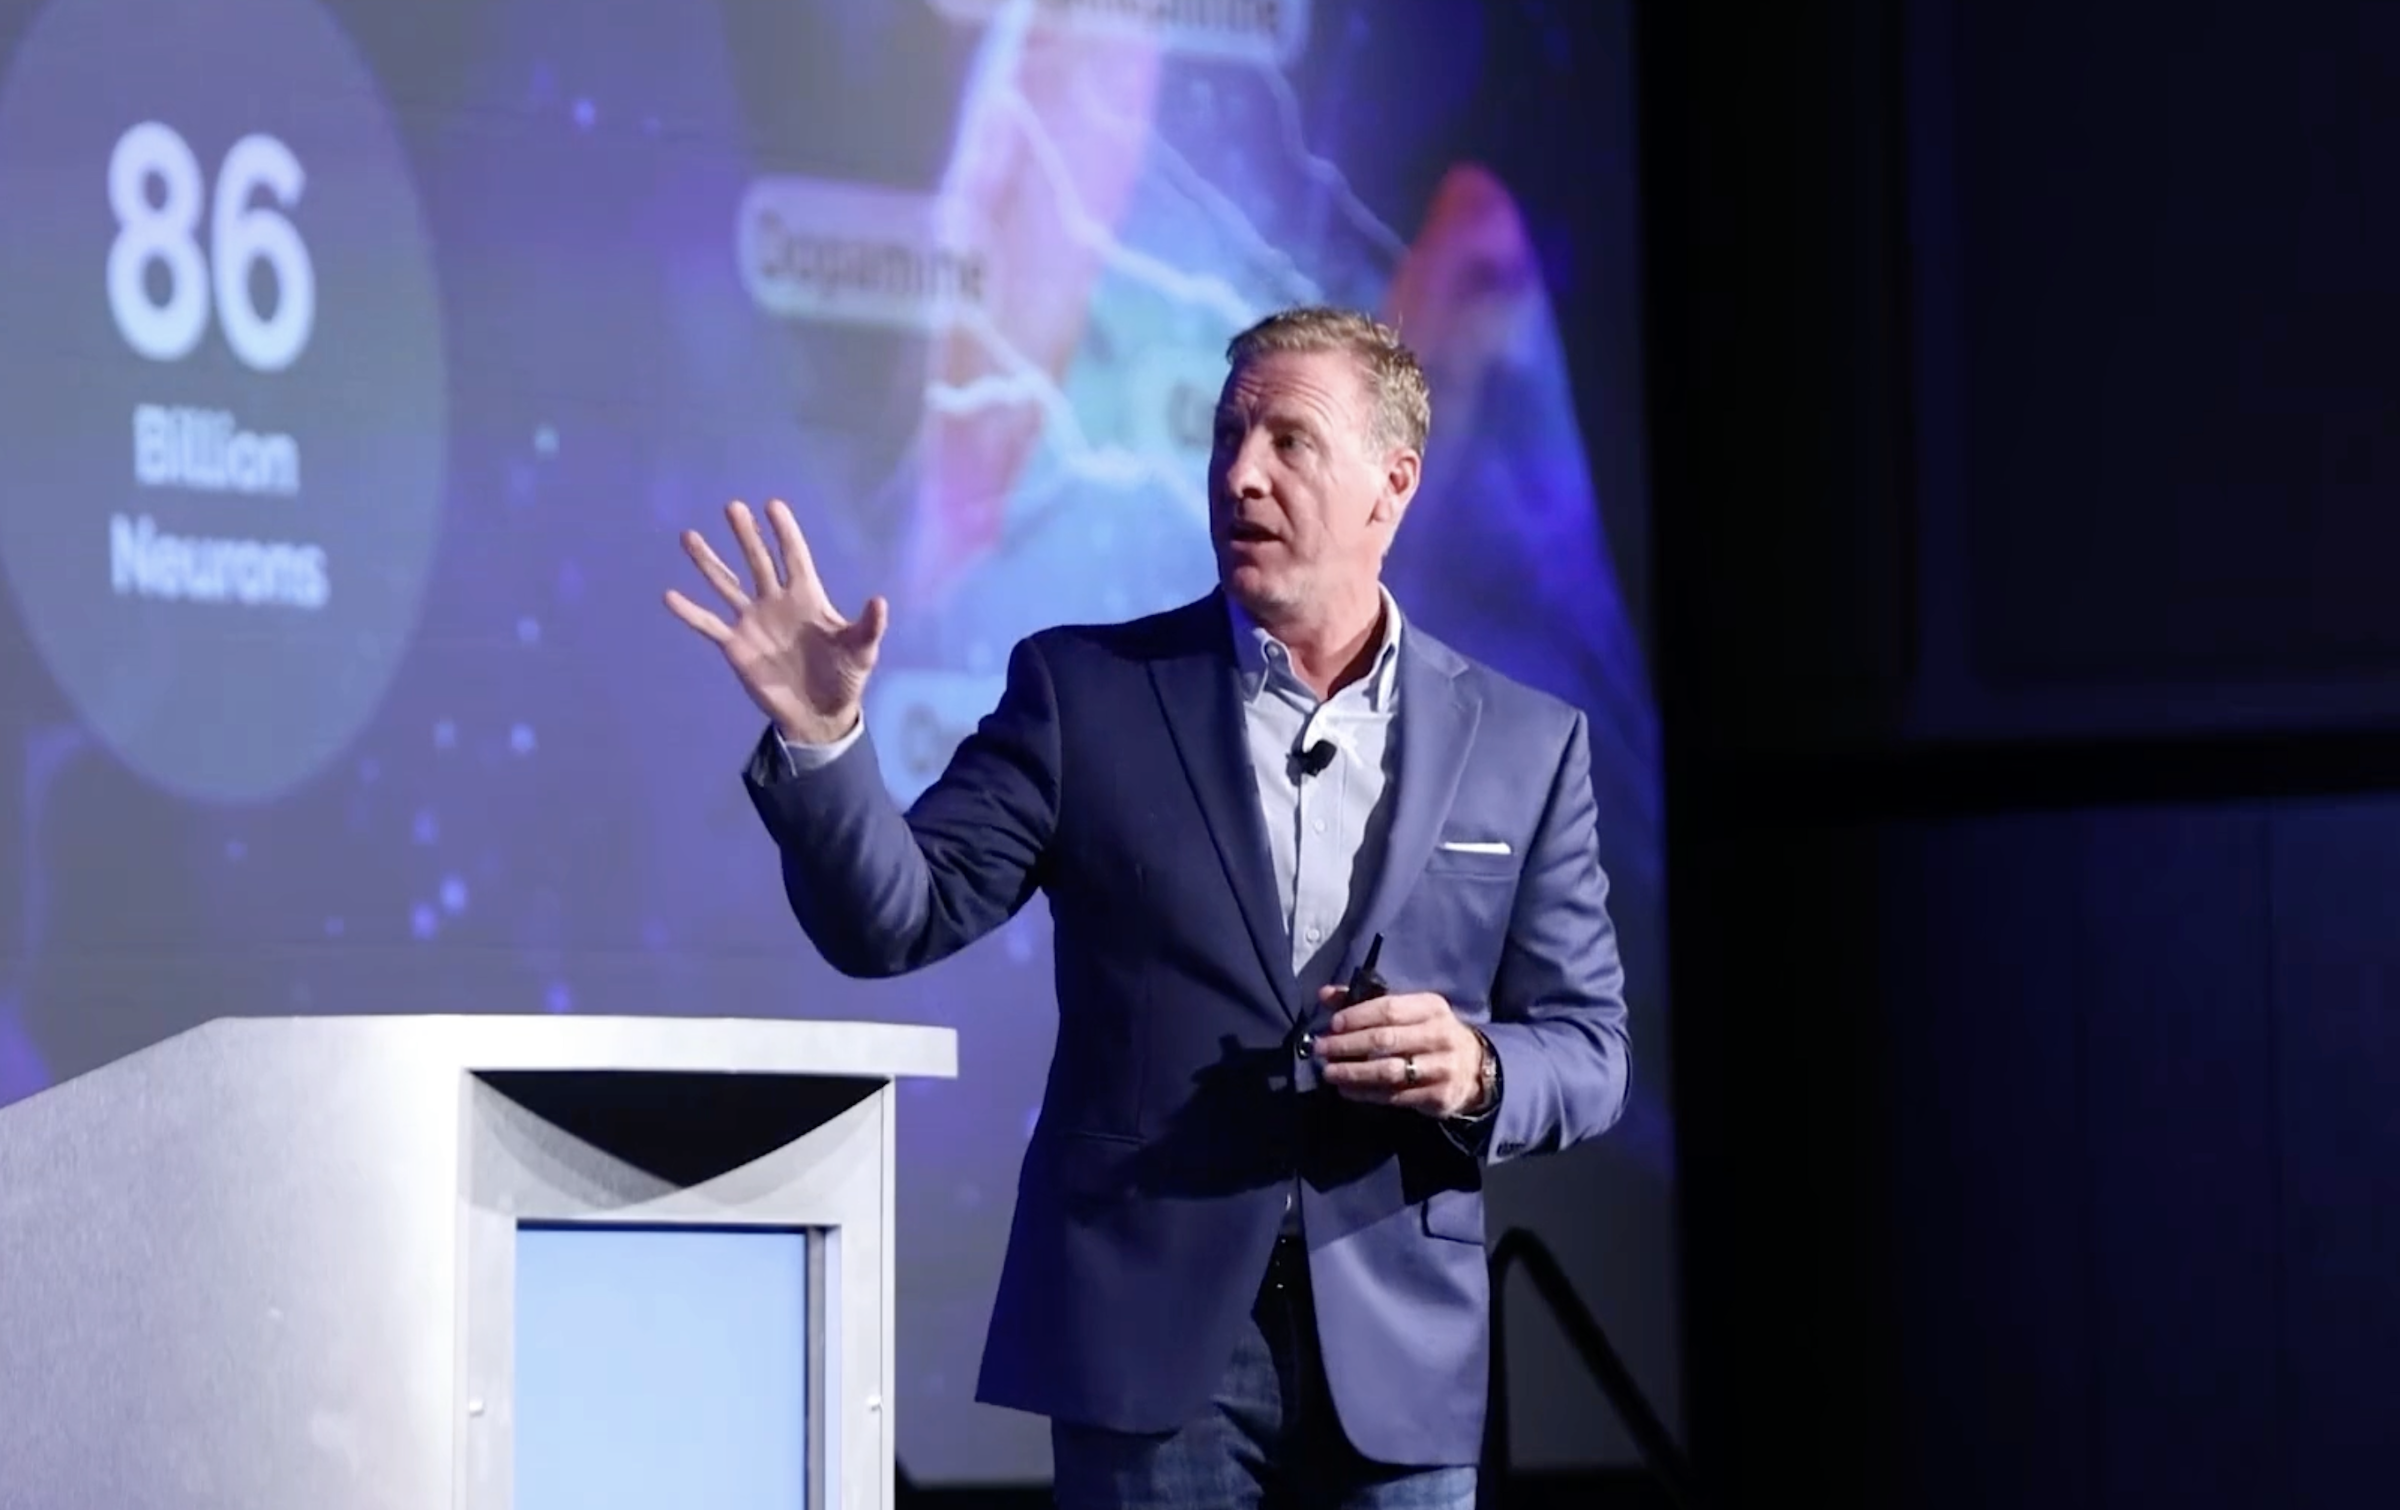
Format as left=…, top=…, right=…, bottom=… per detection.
left=1345, top=932, right=1388, bottom=1004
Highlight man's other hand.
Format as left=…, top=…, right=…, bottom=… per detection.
left=1314, top=986, right=1488, bottom=1119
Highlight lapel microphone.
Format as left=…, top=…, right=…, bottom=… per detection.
left=1295, top=739, right=1336, bottom=779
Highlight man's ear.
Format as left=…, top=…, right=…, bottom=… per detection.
left=1373, top=447, right=1422, bottom=527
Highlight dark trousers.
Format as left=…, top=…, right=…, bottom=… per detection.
left=1050, top=1235, right=1478, bottom=1509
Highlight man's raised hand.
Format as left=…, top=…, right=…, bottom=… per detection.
left=664, top=499, right=889, bottom=746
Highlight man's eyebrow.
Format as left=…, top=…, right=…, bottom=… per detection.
left=1218, top=402, right=1323, bottom=429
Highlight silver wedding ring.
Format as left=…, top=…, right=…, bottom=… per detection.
left=1402, top=1055, right=1419, bottom=1085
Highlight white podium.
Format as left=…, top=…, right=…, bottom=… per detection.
left=0, top=1014, right=957, bottom=1510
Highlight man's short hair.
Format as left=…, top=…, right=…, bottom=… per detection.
left=1225, top=306, right=1432, bottom=457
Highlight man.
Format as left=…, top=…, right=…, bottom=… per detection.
left=666, top=306, right=1630, bottom=1508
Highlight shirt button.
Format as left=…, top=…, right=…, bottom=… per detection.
left=1305, top=925, right=1322, bottom=943
left=1311, top=817, right=1328, bottom=834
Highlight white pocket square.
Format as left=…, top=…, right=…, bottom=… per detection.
left=1438, top=839, right=1511, bottom=855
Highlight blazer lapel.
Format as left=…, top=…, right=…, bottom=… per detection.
left=1149, top=595, right=1300, bottom=1017
left=1351, top=631, right=1481, bottom=957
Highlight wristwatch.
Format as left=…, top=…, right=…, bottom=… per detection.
left=1460, top=1028, right=1501, bottom=1119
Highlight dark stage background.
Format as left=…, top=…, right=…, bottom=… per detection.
left=1649, top=2, right=2400, bottom=1506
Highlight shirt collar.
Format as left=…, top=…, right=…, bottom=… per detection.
left=1227, top=585, right=1404, bottom=711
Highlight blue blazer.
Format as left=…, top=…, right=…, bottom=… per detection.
left=743, top=589, right=1629, bottom=1468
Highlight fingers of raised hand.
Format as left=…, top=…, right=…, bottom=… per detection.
left=766, top=499, right=826, bottom=604
left=662, top=587, right=734, bottom=645
left=681, top=528, right=750, bottom=611
left=726, top=501, right=782, bottom=599
left=676, top=498, right=843, bottom=632
left=833, top=593, right=890, bottom=657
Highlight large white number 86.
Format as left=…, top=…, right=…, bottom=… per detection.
left=106, top=122, right=315, bottom=373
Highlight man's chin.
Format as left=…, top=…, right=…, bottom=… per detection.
left=1219, top=565, right=1290, bottom=614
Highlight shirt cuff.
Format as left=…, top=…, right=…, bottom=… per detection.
left=775, top=717, right=865, bottom=775
left=1439, top=1104, right=1498, bottom=1158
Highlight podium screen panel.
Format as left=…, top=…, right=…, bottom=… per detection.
left=514, top=1224, right=812, bottom=1509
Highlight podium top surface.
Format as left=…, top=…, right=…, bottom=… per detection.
left=184, top=1012, right=959, bottom=1081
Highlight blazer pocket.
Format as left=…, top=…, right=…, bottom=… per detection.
left=1420, top=844, right=1521, bottom=882
left=1422, top=1187, right=1487, bottom=1245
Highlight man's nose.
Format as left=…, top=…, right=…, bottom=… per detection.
left=1223, top=438, right=1269, bottom=496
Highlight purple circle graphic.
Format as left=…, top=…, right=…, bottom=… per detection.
left=0, top=0, right=445, bottom=803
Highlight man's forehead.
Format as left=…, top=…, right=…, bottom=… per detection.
left=1217, top=349, right=1364, bottom=415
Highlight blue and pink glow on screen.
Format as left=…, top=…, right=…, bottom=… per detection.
left=0, top=0, right=1657, bottom=1481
